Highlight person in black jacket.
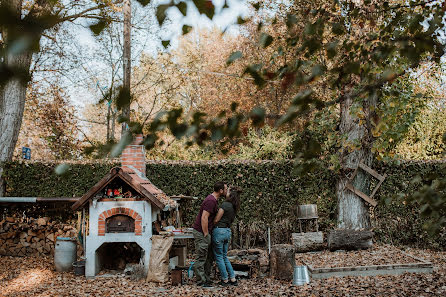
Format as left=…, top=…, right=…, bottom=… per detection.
left=212, top=186, right=242, bottom=286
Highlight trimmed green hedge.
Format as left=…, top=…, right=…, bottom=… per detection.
left=1, top=160, right=445, bottom=249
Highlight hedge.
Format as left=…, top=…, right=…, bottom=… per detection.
left=1, top=160, right=445, bottom=250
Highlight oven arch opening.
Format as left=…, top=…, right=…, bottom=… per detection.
left=106, top=214, right=135, bottom=233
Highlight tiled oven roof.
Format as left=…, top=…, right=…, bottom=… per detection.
left=71, top=167, right=177, bottom=211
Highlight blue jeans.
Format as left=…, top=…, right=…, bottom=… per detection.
left=212, top=227, right=235, bottom=281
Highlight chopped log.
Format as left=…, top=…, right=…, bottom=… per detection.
left=327, top=229, right=373, bottom=251
left=37, top=218, right=48, bottom=226
left=37, top=231, right=45, bottom=240
left=292, top=232, right=324, bottom=252
left=270, top=244, right=295, bottom=280
left=46, top=233, right=55, bottom=242
left=19, top=232, right=27, bottom=240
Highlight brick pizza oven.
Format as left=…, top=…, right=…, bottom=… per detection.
left=72, top=135, right=177, bottom=277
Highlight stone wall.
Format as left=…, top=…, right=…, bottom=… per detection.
left=0, top=215, right=81, bottom=257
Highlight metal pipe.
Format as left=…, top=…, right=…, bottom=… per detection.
left=37, top=197, right=80, bottom=202
left=0, top=197, right=36, bottom=203
left=268, top=226, right=271, bottom=255
left=0, top=197, right=80, bottom=203
left=82, top=208, right=86, bottom=254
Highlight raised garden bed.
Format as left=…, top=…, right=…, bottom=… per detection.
left=296, top=245, right=434, bottom=279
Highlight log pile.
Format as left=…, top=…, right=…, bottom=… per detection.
left=0, top=216, right=80, bottom=257
left=227, top=248, right=269, bottom=277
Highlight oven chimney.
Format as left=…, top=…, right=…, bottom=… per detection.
left=121, top=134, right=146, bottom=178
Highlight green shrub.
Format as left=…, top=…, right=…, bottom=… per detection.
left=1, top=160, right=445, bottom=249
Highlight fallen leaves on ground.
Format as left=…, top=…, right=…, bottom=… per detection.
left=0, top=247, right=445, bottom=297
left=297, top=244, right=422, bottom=268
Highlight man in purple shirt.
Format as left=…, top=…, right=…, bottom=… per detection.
left=192, top=181, right=227, bottom=287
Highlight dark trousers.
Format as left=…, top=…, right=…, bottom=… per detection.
left=193, top=229, right=213, bottom=284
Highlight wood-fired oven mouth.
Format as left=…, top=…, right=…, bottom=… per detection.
left=106, top=215, right=135, bottom=233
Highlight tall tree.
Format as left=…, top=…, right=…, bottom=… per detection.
left=0, top=0, right=115, bottom=195
left=121, top=0, right=131, bottom=136
left=141, top=0, right=445, bottom=230
left=245, top=0, right=446, bottom=229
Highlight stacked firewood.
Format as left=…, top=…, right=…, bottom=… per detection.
left=0, top=216, right=80, bottom=257
left=227, top=248, right=270, bottom=278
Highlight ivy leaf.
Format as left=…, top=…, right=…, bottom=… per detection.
left=143, top=134, right=157, bottom=149
left=193, top=0, right=215, bottom=19
left=257, top=21, right=263, bottom=32
left=286, top=14, right=297, bottom=28
left=244, top=65, right=265, bottom=88
left=211, top=127, right=224, bottom=141
left=326, top=41, right=338, bottom=59
left=162, top=40, right=170, bottom=48
left=156, top=4, right=170, bottom=26
left=177, top=2, right=187, bottom=16
left=0, top=64, right=14, bottom=85
left=345, top=61, right=360, bottom=74
left=227, top=51, right=242, bottom=65
left=259, top=33, right=273, bottom=48
left=110, top=132, right=133, bottom=157
left=89, top=19, right=108, bottom=35
left=136, top=0, right=151, bottom=6
left=250, top=107, right=265, bottom=127
left=116, top=87, right=131, bottom=111
left=182, top=25, right=192, bottom=35
left=237, top=16, right=247, bottom=24
left=331, top=22, right=344, bottom=35
left=55, top=163, right=70, bottom=176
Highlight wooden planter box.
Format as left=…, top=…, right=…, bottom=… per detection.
left=304, top=252, right=433, bottom=279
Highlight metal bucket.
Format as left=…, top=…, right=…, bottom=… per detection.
left=73, top=260, right=85, bottom=276
left=54, top=237, right=77, bottom=272
left=297, top=204, right=318, bottom=219
left=293, top=265, right=310, bottom=285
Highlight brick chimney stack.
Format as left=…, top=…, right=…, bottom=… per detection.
left=121, top=134, right=146, bottom=178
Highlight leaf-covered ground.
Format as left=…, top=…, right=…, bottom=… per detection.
left=297, top=244, right=422, bottom=268
left=1, top=248, right=445, bottom=297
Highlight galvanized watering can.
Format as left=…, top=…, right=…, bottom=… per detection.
left=293, top=265, right=310, bottom=285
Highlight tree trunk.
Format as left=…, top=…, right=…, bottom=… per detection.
left=336, top=92, right=373, bottom=230
left=327, top=229, right=373, bottom=251
left=270, top=244, right=295, bottom=280
left=0, top=0, right=33, bottom=196
left=0, top=52, right=32, bottom=196
left=291, top=232, right=324, bottom=252
left=121, top=0, right=131, bottom=136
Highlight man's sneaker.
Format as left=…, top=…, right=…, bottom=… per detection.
left=218, top=281, right=230, bottom=287
left=229, top=279, right=238, bottom=286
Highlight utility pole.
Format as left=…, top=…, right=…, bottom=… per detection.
left=122, top=0, right=131, bottom=137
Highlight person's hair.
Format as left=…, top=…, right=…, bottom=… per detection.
left=214, top=181, right=226, bottom=193
left=226, top=186, right=242, bottom=214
